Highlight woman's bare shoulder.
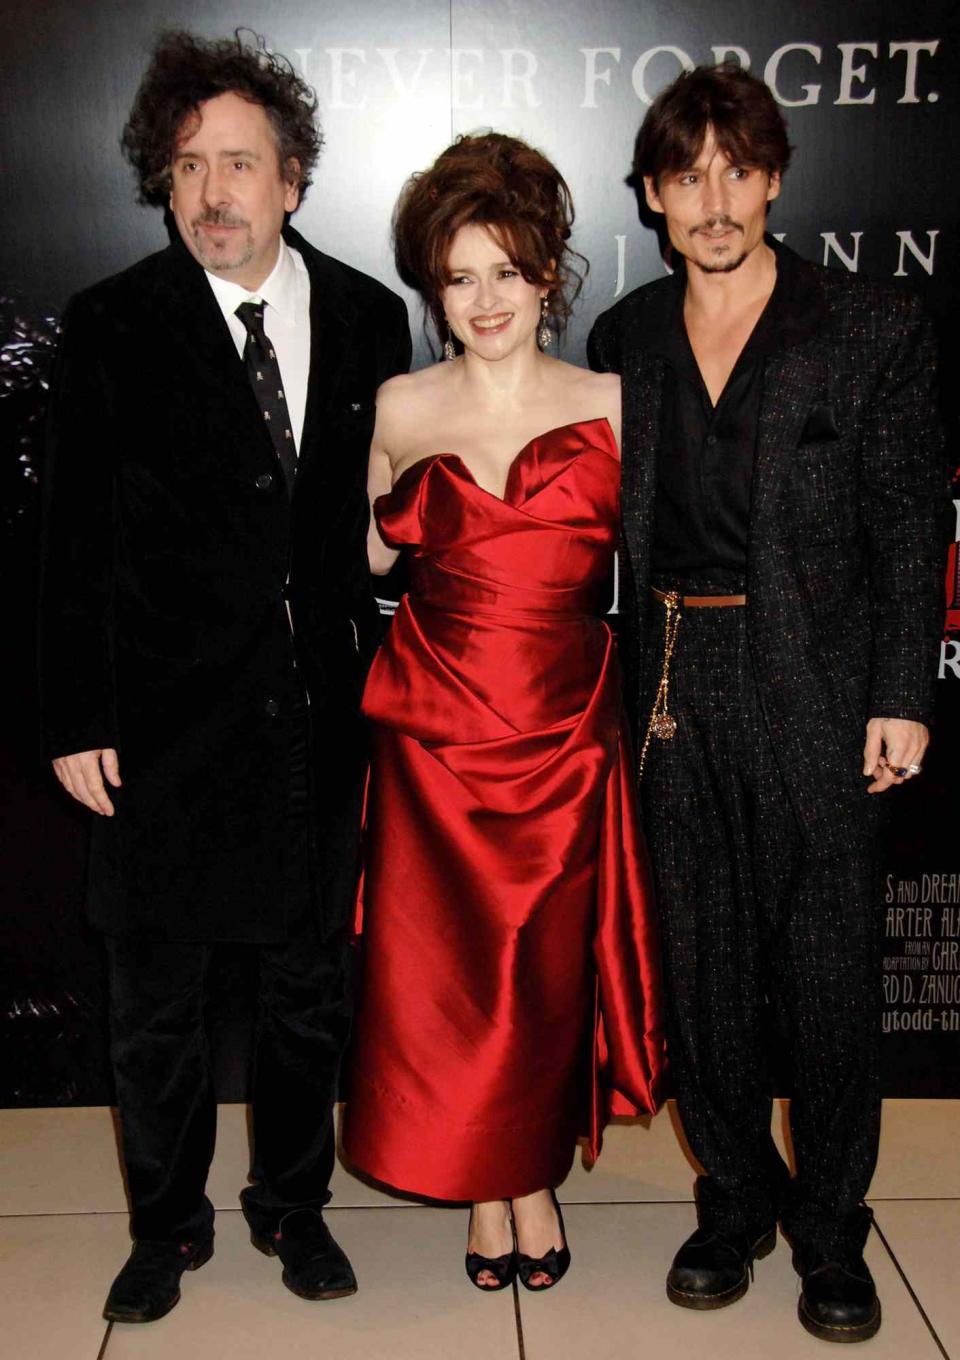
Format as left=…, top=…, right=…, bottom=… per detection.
left=544, top=361, right=621, bottom=451
left=544, top=360, right=620, bottom=417
left=378, top=361, right=450, bottom=398
left=375, top=364, right=456, bottom=458
left=377, top=364, right=450, bottom=418
left=551, top=361, right=620, bottom=401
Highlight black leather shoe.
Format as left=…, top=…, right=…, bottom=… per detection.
left=797, top=1254, right=881, bottom=1343
left=250, top=1207, right=357, bottom=1300
left=103, top=1237, right=214, bottom=1323
left=666, top=1225, right=777, bottom=1309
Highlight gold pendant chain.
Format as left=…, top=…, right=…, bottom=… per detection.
left=638, top=591, right=682, bottom=778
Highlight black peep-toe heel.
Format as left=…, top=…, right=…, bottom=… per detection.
left=465, top=1206, right=517, bottom=1292
left=516, top=1190, right=571, bottom=1291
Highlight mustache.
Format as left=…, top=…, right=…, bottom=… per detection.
left=690, top=216, right=744, bottom=236
left=192, top=210, right=250, bottom=229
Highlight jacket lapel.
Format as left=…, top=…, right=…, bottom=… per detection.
left=150, top=240, right=252, bottom=394
left=152, top=231, right=366, bottom=484
left=750, top=241, right=834, bottom=535
left=148, top=239, right=278, bottom=474
left=621, top=352, right=665, bottom=594
left=286, top=226, right=360, bottom=481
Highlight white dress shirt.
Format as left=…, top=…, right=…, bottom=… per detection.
left=204, top=240, right=311, bottom=453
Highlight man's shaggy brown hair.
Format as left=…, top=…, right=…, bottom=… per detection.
left=122, top=29, right=322, bottom=205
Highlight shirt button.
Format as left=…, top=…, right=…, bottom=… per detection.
left=265, top=698, right=280, bottom=717
left=705, top=434, right=718, bottom=447
left=256, top=473, right=273, bottom=490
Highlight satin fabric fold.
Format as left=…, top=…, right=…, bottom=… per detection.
left=343, top=418, right=664, bottom=1201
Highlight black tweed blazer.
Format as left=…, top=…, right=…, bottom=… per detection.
left=589, top=238, right=946, bottom=841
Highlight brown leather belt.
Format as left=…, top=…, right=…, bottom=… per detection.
left=651, top=587, right=746, bottom=608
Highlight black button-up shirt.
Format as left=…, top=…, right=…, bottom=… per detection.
left=647, top=238, right=824, bottom=591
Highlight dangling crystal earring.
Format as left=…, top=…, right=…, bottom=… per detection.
left=443, top=323, right=456, bottom=362
left=537, top=296, right=552, bottom=350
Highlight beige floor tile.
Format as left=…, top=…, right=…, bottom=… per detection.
left=102, top=1206, right=516, bottom=1360
left=560, top=1098, right=960, bottom=1205
left=220, top=1102, right=691, bottom=1209
left=0, top=1106, right=127, bottom=1215
left=517, top=1202, right=943, bottom=1360
left=871, top=1200, right=960, bottom=1356
left=765, top=1099, right=960, bottom=1201
left=0, top=1104, right=430, bottom=1217
left=205, top=1103, right=253, bottom=1210
left=559, top=1106, right=698, bottom=1203
left=0, top=1212, right=124, bottom=1359
left=3, top=1098, right=956, bottom=1219
left=870, top=1100, right=960, bottom=1199
left=0, top=1104, right=259, bottom=1217
left=211, top=1105, right=428, bottom=1210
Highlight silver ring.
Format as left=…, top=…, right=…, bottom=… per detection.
left=908, top=763, right=923, bottom=775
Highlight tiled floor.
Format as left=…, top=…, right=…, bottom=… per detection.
left=1, top=1101, right=956, bottom=1358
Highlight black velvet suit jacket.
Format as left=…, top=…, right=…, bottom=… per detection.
left=589, top=240, right=945, bottom=845
left=39, top=225, right=411, bottom=941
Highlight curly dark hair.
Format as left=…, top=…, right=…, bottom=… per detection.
left=634, top=63, right=792, bottom=191
left=394, top=132, right=586, bottom=345
left=122, top=29, right=322, bottom=205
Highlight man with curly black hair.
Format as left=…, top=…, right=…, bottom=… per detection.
left=39, top=30, right=410, bottom=1322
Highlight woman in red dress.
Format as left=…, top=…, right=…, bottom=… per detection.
left=342, top=134, right=664, bottom=1290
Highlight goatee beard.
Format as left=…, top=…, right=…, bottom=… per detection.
left=686, top=215, right=750, bottom=274
left=192, top=225, right=255, bottom=273
left=693, top=250, right=749, bottom=275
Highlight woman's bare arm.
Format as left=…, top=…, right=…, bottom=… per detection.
left=367, top=380, right=404, bottom=575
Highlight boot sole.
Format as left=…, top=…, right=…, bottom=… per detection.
left=281, top=1271, right=358, bottom=1301
left=103, top=1240, right=214, bottom=1323
left=666, top=1228, right=777, bottom=1311
left=798, top=1296, right=881, bottom=1343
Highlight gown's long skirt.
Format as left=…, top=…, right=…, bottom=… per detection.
left=342, top=419, right=664, bottom=1200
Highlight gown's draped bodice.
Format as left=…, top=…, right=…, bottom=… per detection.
left=344, top=418, right=664, bottom=1201
left=381, top=417, right=619, bottom=597
left=364, top=420, right=621, bottom=746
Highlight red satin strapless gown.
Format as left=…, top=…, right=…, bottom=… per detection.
left=343, top=417, right=664, bottom=1201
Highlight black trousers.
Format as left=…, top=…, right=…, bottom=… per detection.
left=104, top=699, right=353, bottom=1244
left=640, top=596, right=883, bottom=1261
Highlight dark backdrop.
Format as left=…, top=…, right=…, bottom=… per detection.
left=2, top=0, right=957, bottom=1104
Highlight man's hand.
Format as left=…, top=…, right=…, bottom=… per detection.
left=863, top=719, right=929, bottom=794
left=52, top=748, right=122, bottom=815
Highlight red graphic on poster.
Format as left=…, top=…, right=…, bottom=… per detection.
left=947, top=465, right=960, bottom=637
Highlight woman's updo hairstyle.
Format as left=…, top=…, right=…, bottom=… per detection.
left=394, top=132, right=586, bottom=347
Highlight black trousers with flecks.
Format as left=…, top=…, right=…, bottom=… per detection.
left=640, top=596, right=883, bottom=1261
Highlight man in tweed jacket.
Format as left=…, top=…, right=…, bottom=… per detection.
left=589, top=65, right=943, bottom=1343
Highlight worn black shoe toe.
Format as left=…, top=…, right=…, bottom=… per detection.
left=251, top=1207, right=357, bottom=1300
left=103, top=1237, right=214, bottom=1323
left=667, top=1225, right=776, bottom=1309
left=797, top=1256, right=881, bottom=1343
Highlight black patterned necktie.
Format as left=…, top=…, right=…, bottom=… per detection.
left=235, top=301, right=297, bottom=495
